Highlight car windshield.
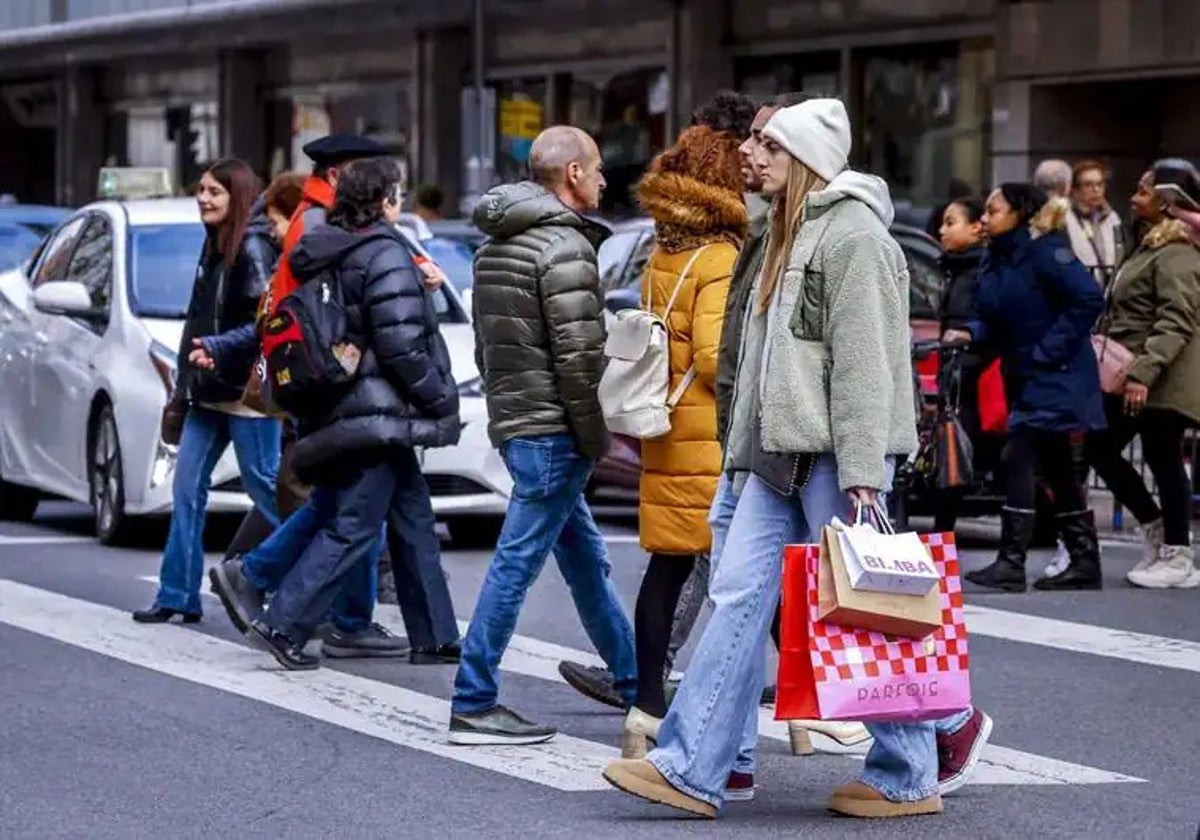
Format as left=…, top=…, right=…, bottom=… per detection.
left=0, top=224, right=44, bottom=271
left=128, top=223, right=206, bottom=318
left=421, top=236, right=475, bottom=292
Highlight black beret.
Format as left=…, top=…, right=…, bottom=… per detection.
left=302, top=133, right=388, bottom=167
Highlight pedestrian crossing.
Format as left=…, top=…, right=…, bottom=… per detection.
left=0, top=573, right=1153, bottom=792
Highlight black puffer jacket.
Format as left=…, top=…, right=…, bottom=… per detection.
left=472, top=182, right=611, bottom=458
left=287, top=222, right=460, bottom=485
left=939, top=246, right=986, bottom=369
left=178, top=206, right=277, bottom=403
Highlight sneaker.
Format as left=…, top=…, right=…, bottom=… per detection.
left=1042, top=540, right=1070, bottom=579
left=322, top=623, right=409, bottom=659
left=828, top=781, right=942, bottom=818
left=557, top=661, right=624, bottom=709
left=603, top=759, right=717, bottom=818
left=1129, top=519, right=1165, bottom=574
left=1127, top=545, right=1197, bottom=589
left=208, top=557, right=265, bottom=635
left=760, top=685, right=777, bottom=706
left=246, top=619, right=320, bottom=671
left=725, top=771, right=756, bottom=802
left=410, top=640, right=462, bottom=665
left=937, top=708, right=994, bottom=795
left=448, top=705, right=556, bottom=746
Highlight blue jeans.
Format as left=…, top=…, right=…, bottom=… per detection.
left=452, top=434, right=636, bottom=714
left=264, top=448, right=457, bottom=647
left=241, top=490, right=382, bottom=634
left=155, top=407, right=280, bottom=614
left=649, top=456, right=940, bottom=808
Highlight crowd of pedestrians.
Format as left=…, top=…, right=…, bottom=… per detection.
left=128, top=84, right=1198, bottom=822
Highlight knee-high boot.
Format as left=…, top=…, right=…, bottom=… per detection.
left=1033, top=510, right=1102, bottom=590
left=964, top=506, right=1033, bottom=592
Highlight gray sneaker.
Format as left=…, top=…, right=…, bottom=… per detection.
left=448, top=705, right=557, bottom=746
left=557, top=661, right=624, bottom=709
left=208, top=557, right=265, bottom=635
left=322, top=623, right=409, bottom=658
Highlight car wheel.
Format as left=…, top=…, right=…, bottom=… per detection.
left=90, top=403, right=130, bottom=546
left=0, top=476, right=39, bottom=522
left=445, top=516, right=504, bottom=550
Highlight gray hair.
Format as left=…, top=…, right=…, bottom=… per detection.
left=1032, top=159, right=1072, bottom=198
left=529, top=125, right=597, bottom=189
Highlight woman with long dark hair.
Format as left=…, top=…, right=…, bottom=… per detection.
left=134, top=158, right=282, bottom=623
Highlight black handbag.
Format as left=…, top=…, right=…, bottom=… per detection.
left=750, top=417, right=815, bottom=496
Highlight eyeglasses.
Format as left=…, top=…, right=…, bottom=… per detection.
left=1077, top=179, right=1105, bottom=189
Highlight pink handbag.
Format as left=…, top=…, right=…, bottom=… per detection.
left=1091, top=334, right=1135, bottom=395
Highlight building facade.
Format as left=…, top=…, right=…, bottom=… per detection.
left=0, top=0, right=1193, bottom=214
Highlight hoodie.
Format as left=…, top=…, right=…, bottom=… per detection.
left=729, top=170, right=918, bottom=492
left=285, top=222, right=460, bottom=485
left=470, top=181, right=612, bottom=459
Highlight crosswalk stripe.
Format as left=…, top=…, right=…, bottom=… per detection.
left=0, top=534, right=94, bottom=546
left=132, top=574, right=1142, bottom=786
left=0, top=578, right=616, bottom=792
left=964, top=605, right=1200, bottom=675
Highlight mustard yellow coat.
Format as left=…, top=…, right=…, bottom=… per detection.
left=638, top=241, right=735, bottom=555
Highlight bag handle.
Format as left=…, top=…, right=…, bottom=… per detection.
left=853, top=500, right=897, bottom=536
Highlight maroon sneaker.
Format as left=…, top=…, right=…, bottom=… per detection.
left=937, top=708, right=993, bottom=795
left=725, top=771, right=756, bottom=802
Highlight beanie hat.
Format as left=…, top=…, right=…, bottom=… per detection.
left=761, top=98, right=852, bottom=183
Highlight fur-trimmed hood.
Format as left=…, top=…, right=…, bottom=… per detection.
left=636, top=170, right=748, bottom=242
left=1143, top=217, right=1197, bottom=249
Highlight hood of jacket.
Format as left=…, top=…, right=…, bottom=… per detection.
left=289, top=223, right=397, bottom=282
left=1147, top=212, right=1200, bottom=249
left=472, top=181, right=610, bottom=247
left=636, top=170, right=748, bottom=243
left=805, top=169, right=895, bottom=228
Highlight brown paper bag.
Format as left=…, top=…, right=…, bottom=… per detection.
left=817, top=525, right=942, bottom=638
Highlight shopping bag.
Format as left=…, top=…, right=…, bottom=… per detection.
left=818, top=525, right=941, bottom=635
left=836, top=505, right=940, bottom=596
left=977, top=359, right=1008, bottom=434
left=776, top=531, right=972, bottom=723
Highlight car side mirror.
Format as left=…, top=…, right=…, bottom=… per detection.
left=33, top=281, right=101, bottom=319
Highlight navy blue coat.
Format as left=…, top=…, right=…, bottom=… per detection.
left=968, top=227, right=1105, bottom=432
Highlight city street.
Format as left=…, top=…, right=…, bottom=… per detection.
left=1, top=503, right=1197, bottom=839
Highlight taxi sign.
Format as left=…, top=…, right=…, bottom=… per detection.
left=97, top=167, right=173, bottom=200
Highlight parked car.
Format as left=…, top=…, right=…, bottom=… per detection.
left=0, top=204, right=72, bottom=238
left=0, top=222, right=47, bottom=272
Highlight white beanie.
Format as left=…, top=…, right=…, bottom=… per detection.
left=761, top=98, right=852, bottom=183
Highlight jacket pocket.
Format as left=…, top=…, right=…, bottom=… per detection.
left=788, top=267, right=826, bottom=341
left=760, top=336, right=833, bottom=454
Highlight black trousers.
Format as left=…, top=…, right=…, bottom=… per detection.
left=1087, top=394, right=1193, bottom=545
left=1002, top=427, right=1088, bottom=515
left=634, top=552, right=696, bottom=717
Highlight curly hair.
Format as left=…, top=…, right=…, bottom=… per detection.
left=691, top=90, right=757, bottom=139
left=649, top=124, right=744, bottom=195
left=328, top=157, right=402, bottom=230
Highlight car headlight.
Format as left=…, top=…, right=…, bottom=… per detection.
left=458, top=376, right=483, bottom=397
left=148, top=340, right=177, bottom=395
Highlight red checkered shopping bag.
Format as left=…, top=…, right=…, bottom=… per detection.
left=775, top=531, right=972, bottom=723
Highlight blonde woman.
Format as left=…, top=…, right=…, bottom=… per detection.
left=602, top=99, right=989, bottom=820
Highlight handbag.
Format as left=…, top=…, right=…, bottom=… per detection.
left=160, top=393, right=188, bottom=446
left=934, top=355, right=974, bottom=489
left=1091, top=333, right=1135, bottom=395
left=750, top=416, right=814, bottom=496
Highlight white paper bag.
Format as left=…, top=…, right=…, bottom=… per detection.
left=835, top=508, right=940, bottom=596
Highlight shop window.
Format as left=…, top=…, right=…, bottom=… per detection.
left=734, top=53, right=842, bottom=100
left=494, top=79, right=547, bottom=184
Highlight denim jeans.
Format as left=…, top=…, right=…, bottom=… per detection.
left=648, top=456, right=941, bottom=808
left=154, top=407, right=280, bottom=614
left=264, top=448, right=457, bottom=647
left=241, top=490, right=382, bottom=634
left=452, top=434, right=636, bottom=714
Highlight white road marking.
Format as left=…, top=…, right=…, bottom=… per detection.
left=601, top=534, right=642, bottom=544
left=0, top=579, right=615, bottom=792
left=129, top=576, right=1145, bottom=786
left=964, top=605, right=1200, bottom=675
left=0, top=534, right=94, bottom=546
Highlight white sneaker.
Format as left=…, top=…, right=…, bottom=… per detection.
left=1130, top=519, right=1165, bottom=574
left=1127, top=545, right=1196, bottom=589
left=1043, top=540, right=1070, bottom=578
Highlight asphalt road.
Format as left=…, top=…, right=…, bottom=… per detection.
left=1, top=502, right=1197, bottom=840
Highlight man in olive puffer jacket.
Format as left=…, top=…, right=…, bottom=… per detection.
left=449, top=126, right=637, bottom=746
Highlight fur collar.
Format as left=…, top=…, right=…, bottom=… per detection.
left=1142, top=218, right=1196, bottom=249
left=637, top=171, right=747, bottom=252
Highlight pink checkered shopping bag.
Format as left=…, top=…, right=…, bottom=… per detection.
left=775, top=531, right=973, bottom=723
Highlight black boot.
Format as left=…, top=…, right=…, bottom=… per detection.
left=965, top=507, right=1032, bottom=592
left=1033, top=510, right=1102, bottom=590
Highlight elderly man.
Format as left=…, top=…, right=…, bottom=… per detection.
left=1032, top=158, right=1072, bottom=199
left=448, top=126, right=637, bottom=745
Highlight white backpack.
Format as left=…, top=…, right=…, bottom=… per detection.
left=598, top=246, right=708, bottom=439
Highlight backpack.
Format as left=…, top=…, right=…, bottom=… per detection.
left=260, top=268, right=362, bottom=418
left=598, top=246, right=708, bottom=439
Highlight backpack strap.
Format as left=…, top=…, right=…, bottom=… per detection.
left=667, top=367, right=697, bottom=408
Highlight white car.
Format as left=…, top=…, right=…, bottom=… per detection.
left=0, top=196, right=510, bottom=546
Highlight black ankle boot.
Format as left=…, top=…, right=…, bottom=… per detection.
left=965, top=507, right=1032, bottom=592
left=1033, top=510, right=1102, bottom=591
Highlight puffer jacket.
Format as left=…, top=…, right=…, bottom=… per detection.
left=177, top=209, right=276, bottom=404
left=968, top=225, right=1105, bottom=432
left=472, top=182, right=611, bottom=459
left=1102, top=217, right=1200, bottom=424
left=286, top=222, right=460, bottom=485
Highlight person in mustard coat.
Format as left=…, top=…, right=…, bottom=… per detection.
left=622, top=123, right=748, bottom=757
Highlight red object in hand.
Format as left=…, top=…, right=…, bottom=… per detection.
left=977, top=359, right=1008, bottom=434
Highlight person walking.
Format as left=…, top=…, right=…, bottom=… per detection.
left=134, top=159, right=282, bottom=623
left=945, top=184, right=1106, bottom=592
left=447, top=126, right=636, bottom=746
left=618, top=123, right=745, bottom=758
left=602, top=99, right=985, bottom=820
left=240, top=157, right=461, bottom=670
left=1086, top=159, right=1200, bottom=589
